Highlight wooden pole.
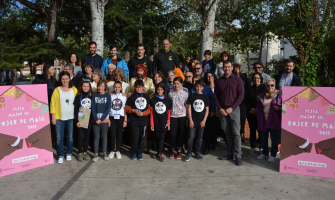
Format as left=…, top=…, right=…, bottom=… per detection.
left=139, top=18, right=143, bottom=45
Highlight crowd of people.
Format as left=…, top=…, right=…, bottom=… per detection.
left=31, top=39, right=302, bottom=165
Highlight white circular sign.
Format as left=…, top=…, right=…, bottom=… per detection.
left=135, top=97, right=147, bottom=110
left=81, top=98, right=91, bottom=109
left=193, top=99, right=204, bottom=112
left=155, top=102, right=166, bottom=114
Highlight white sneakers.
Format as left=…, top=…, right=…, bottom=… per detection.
left=66, top=156, right=72, bottom=161
left=58, top=158, right=64, bottom=164
left=257, top=154, right=277, bottom=162
left=257, top=154, right=269, bottom=160
left=108, top=151, right=122, bottom=159
left=267, top=156, right=277, bottom=163
left=249, top=148, right=255, bottom=155
left=108, top=151, right=115, bottom=159
left=115, top=151, right=122, bottom=159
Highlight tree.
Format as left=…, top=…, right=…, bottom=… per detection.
left=90, top=0, right=108, bottom=56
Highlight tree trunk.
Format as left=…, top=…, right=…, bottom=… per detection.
left=199, top=0, right=218, bottom=62
left=90, top=0, right=107, bottom=57
left=246, top=50, right=250, bottom=74
left=259, top=31, right=264, bottom=63
left=47, top=0, right=59, bottom=43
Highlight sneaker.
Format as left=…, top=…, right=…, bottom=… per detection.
left=257, top=154, right=269, bottom=160
left=108, top=151, right=115, bottom=159
left=185, top=154, right=192, bottom=162
left=92, top=154, right=98, bottom=162
left=138, top=154, right=143, bottom=160
left=267, top=156, right=277, bottom=163
left=132, top=154, right=137, bottom=160
left=176, top=152, right=182, bottom=160
left=115, top=151, right=122, bottom=159
left=66, top=155, right=72, bottom=161
left=83, top=153, right=90, bottom=161
left=158, top=154, right=164, bottom=162
left=277, top=144, right=281, bottom=154
left=249, top=148, right=255, bottom=155
left=169, top=152, right=175, bottom=159
left=58, top=158, right=63, bottom=164
left=103, top=153, right=109, bottom=161
left=195, top=153, right=203, bottom=160
left=236, top=158, right=243, bottom=166
left=217, top=137, right=221, bottom=141
left=78, top=154, right=84, bottom=162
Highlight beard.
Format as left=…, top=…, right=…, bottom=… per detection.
left=285, top=69, right=292, bottom=74
left=137, top=73, right=144, bottom=79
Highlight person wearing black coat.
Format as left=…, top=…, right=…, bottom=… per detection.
left=275, top=59, right=302, bottom=93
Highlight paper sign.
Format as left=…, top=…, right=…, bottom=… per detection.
left=78, top=107, right=91, bottom=129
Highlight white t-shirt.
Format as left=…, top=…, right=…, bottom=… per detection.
left=91, top=82, right=97, bottom=93
left=109, top=93, right=127, bottom=117
left=60, top=88, right=75, bottom=120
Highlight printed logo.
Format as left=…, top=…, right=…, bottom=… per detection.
left=81, top=98, right=91, bottom=109
left=12, top=155, right=38, bottom=164
left=284, top=165, right=287, bottom=170
left=95, top=97, right=107, bottom=104
left=155, top=102, right=166, bottom=114
left=193, top=99, right=205, bottom=112
left=169, top=56, right=172, bottom=61
left=143, top=62, right=147, bottom=67
left=112, top=98, right=123, bottom=110
left=135, top=97, right=147, bottom=110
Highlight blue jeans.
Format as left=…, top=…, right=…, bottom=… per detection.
left=260, top=128, right=279, bottom=157
left=56, top=119, right=74, bottom=158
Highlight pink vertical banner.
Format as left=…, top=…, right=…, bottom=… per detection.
left=0, top=85, right=54, bottom=177
left=280, top=86, right=335, bottom=178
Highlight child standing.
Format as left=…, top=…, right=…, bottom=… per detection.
left=74, top=81, right=93, bottom=162
left=150, top=82, right=171, bottom=162
left=91, top=80, right=111, bottom=162
left=108, top=81, right=127, bottom=159
left=202, top=50, right=216, bottom=73
left=185, top=79, right=209, bottom=161
left=125, top=80, right=151, bottom=160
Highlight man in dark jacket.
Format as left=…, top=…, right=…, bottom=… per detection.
left=81, top=41, right=103, bottom=69
left=275, top=59, right=302, bottom=93
left=63, top=64, right=81, bottom=89
left=128, top=44, right=153, bottom=79
left=153, top=39, right=180, bottom=80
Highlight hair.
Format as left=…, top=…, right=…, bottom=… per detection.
left=109, top=43, right=118, bottom=51
left=220, top=51, right=230, bottom=61
left=192, top=74, right=203, bottom=82
left=194, top=79, right=205, bottom=87
left=204, top=71, right=217, bottom=85
left=135, top=79, right=144, bottom=87
left=67, top=53, right=80, bottom=66
left=204, top=50, right=212, bottom=56
left=155, top=82, right=168, bottom=100
left=111, top=68, right=126, bottom=81
left=185, top=71, right=193, bottom=77
left=97, top=80, right=109, bottom=93
left=43, top=63, right=57, bottom=87
left=89, top=41, right=96, bottom=47
left=233, top=63, right=241, bottom=70
left=114, top=81, right=122, bottom=87
left=194, top=63, right=202, bottom=68
left=168, top=70, right=176, bottom=76
left=58, top=71, right=73, bottom=88
left=137, top=44, right=145, bottom=49
left=173, top=77, right=183, bottom=84
left=253, top=61, right=263, bottom=68
left=286, top=59, right=295, bottom=66
left=135, top=64, right=148, bottom=79
left=107, top=63, right=116, bottom=69
left=94, top=68, right=106, bottom=82
left=192, top=55, right=199, bottom=61
left=251, top=72, right=263, bottom=84
left=77, top=81, right=93, bottom=96
left=265, top=78, right=276, bottom=85
left=63, top=63, right=74, bottom=75
left=223, top=59, right=233, bottom=65
left=153, top=71, right=165, bottom=83
left=83, top=62, right=94, bottom=75
left=185, top=55, right=192, bottom=61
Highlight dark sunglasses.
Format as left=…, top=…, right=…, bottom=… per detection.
left=254, top=67, right=262, bottom=69
left=195, top=68, right=201, bottom=70
left=186, top=76, right=192, bottom=78
left=266, top=84, right=275, bottom=87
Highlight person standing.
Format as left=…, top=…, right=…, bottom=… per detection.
left=63, top=64, right=81, bottom=90
left=202, top=50, right=216, bottom=73
left=181, top=55, right=193, bottom=73
left=91, top=69, right=106, bottom=93
left=101, top=44, right=129, bottom=78
left=60, top=53, right=82, bottom=77
left=129, top=64, right=155, bottom=98
left=249, top=61, right=271, bottom=86
left=128, top=44, right=154, bottom=79
left=214, top=60, right=244, bottom=166
left=275, top=59, right=302, bottom=93
left=153, top=39, right=180, bottom=80
left=183, top=71, right=194, bottom=93
left=81, top=41, right=103, bottom=69
left=194, top=63, right=205, bottom=77
left=216, top=51, right=230, bottom=78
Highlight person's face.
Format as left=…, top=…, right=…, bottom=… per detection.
left=285, top=62, right=295, bottom=74
left=137, top=46, right=145, bottom=57
left=185, top=57, right=191, bottom=64
left=137, top=68, right=144, bottom=79
left=223, top=63, right=233, bottom=76
left=113, top=83, right=122, bottom=94
left=266, top=81, right=276, bottom=93
left=48, top=66, right=55, bottom=76
left=61, top=75, right=70, bottom=87
left=85, top=66, right=92, bottom=75
left=195, top=84, right=204, bottom=93
left=253, top=74, right=261, bottom=86
left=108, top=66, right=115, bottom=74
left=154, top=74, right=162, bottom=84
left=157, top=87, right=164, bottom=96
left=110, top=47, right=117, bottom=57
left=207, top=73, right=214, bottom=83
left=82, top=82, right=90, bottom=93
left=193, top=59, right=199, bottom=65
left=194, top=65, right=203, bottom=75
left=192, top=78, right=198, bottom=85
left=168, top=73, right=175, bottom=82
left=162, top=40, right=170, bottom=51
left=92, top=72, right=100, bottom=81
left=254, top=64, right=263, bottom=73
left=233, top=67, right=240, bottom=76
left=70, top=54, right=77, bottom=64
left=63, top=67, right=73, bottom=76
left=185, top=72, right=193, bottom=83
left=115, top=74, right=122, bottom=82
left=222, top=54, right=228, bottom=61
left=89, top=44, right=97, bottom=55
left=98, top=83, right=105, bottom=93
left=204, top=54, right=211, bottom=61
left=173, top=80, right=182, bottom=91
left=135, top=85, right=144, bottom=93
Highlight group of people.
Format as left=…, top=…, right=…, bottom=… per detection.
left=31, top=38, right=302, bottom=166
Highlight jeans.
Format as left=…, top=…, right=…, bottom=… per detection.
left=56, top=119, right=74, bottom=158
left=131, top=124, right=145, bottom=154
left=260, top=128, right=279, bottom=157
left=109, top=116, right=124, bottom=152
left=93, top=123, right=109, bottom=154
left=187, top=127, right=204, bottom=154
left=77, top=122, right=91, bottom=154
left=170, top=117, right=186, bottom=152
left=155, top=130, right=166, bottom=154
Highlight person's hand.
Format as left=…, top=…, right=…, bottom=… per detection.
left=108, top=120, right=111, bottom=127
left=189, top=120, right=194, bottom=129
left=52, top=117, right=56, bottom=125
left=200, top=120, right=206, bottom=128
left=151, top=126, right=154, bottom=131
left=122, top=93, right=126, bottom=97
left=132, top=109, right=138, bottom=114
left=274, top=106, right=279, bottom=111
left=165, top=124, right=170, bottom=130
left=137, top=111, right=144, bottom=116
left=226, top=107, right=233, bottom=115
left=210, top=111, right=215, bottom=117
left=96, top=120, right=101, bottom=124
left=128, top=93, right=133, bottom=98
left=250, top=108, right=256, bottom=115
left=76, top=122, right=81, bottom=128
left=220, top=109, right=227, bottom=116
left=123, top=121, right=127, bottom=128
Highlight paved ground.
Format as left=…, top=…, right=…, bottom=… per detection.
left=0, top=140, right=334, bottom=200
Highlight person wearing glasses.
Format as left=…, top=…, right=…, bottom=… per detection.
left=249, top=61, right=271, bottom=86
left=255, top=78, right=282, bottom=163
left=183, top=71, right=194, bottom=93
left=194, top=63, right=205, bottom=77
left=245, top=72, right=266, bottom=154
left=216, top=51, right=230, bottom=78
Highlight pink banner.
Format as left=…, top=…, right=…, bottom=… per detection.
left=0, top=85, right=54, bottom=177
left=280, top=86, right=335, bottom=178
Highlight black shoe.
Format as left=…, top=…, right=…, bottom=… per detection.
left=220, top=155, right=234, bottom=160
left=195, top=153, right=203, bottom=160
left=241, top=137, right=245, bottom=142
left=203, top=148, right=210, bottom=155
left=236, top=158, right=243, bottom=166
left=143, top=148, right=149, bottom=154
